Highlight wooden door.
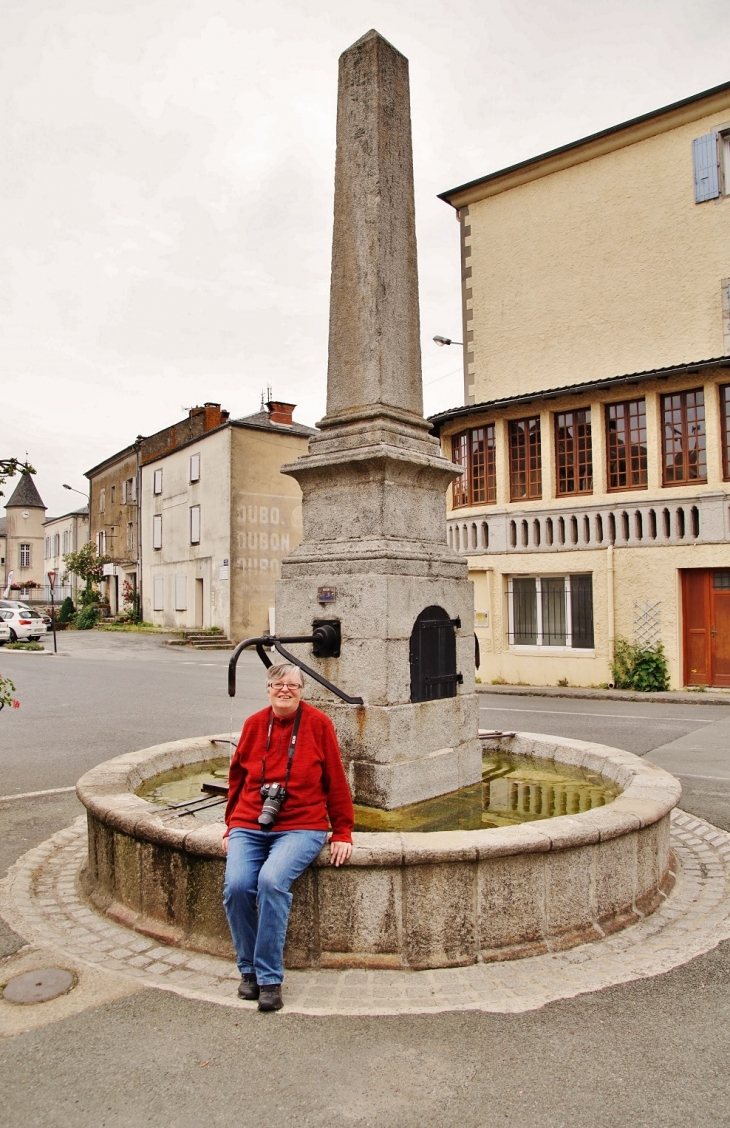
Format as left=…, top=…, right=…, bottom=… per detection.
left=682, top=570, right=730, bottom=687
left=682, top=570, right=711, bottom=685
left=711, top=571, right=730, bottom=688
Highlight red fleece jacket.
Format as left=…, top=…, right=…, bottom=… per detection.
left=224, top=701, right=354, bottom=843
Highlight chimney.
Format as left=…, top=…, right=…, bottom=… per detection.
left=203, top=402, right=224, bottom=430
left=266, top=400, right=295, bottom=426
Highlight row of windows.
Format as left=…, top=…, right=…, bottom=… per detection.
left=152, top=573, right=196, bottom=612
left=44, top=531, right=73, bottom=559
left=99, top=477, right=136, bottom=513
left=451, top=387, right=724, bottom=508
left=152, top=454, right=200, bottom=497
left=96, top=523, right=136, bottom=555
left=152, top=506, right=201, bottom=551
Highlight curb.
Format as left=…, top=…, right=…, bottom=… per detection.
left=476, top=685, right=730, bottom=706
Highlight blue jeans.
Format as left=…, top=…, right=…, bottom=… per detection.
left=223, top=827, right=327, bottom=985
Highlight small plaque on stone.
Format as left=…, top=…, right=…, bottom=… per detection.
left=317, top=586, right=336, bottom=604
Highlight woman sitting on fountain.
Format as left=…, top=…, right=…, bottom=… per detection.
left=223, top=662, right=354, bottom=1011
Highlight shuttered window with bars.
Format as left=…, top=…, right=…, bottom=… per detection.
left=508, top=574, right=594, bottom=649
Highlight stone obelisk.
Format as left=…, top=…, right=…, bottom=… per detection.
left=277, top=30, right=481, bottom=808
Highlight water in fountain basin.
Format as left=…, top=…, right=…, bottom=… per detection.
left=139, top=753, right=619, bottom=832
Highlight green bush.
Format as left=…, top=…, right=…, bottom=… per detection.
left=75, top=604, right=99, bottom=630
left=58, top=596, right=75, bottom=624
left=610, top=639, right=669, bottom=692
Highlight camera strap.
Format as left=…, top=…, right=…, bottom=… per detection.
left=261, top=704, right=303, bottom=793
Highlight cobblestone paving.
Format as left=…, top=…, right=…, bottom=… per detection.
left=2, top=810, right=730, bottom=1016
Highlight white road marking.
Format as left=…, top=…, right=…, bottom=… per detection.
left=0, top=785, right=77, bottom=803
left=478, top=706, right=715, bottom=722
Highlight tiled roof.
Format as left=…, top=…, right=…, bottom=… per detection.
left=4, top=473, right=46, bottom=510
left=428, top=355, right=730, bottom=432
left=231, top=410, right=317, bottom=437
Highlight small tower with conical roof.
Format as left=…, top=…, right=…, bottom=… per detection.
left=4, top=473, right=46, bottom=592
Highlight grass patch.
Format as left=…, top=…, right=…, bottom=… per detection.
left=5, top=640, right=44, bottom=651
left=94, top=622, right=166, bottom=634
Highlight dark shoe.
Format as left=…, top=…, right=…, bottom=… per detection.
left=258, top=984, right=283, bottom=1012
left=237, top=974, right=259, bottom=1001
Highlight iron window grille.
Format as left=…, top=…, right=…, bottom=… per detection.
left=555, top=409, right=593, bottom=495
left=606, top=399, right=648, bottom=490
left=661, top=389, right=707, bottom=485
left=508, top=574, right=594, bottom=649
left=451, top=425, right=496, bottom=508
left=509, top=417, right=542, bottom=501
left=721, top=386, right=730, bottom=480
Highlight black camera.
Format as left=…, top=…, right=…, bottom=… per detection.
left=258, top=782, right=287, bottom=830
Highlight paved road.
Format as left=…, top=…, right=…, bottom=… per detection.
left=0, top=632, right=268, bottom=793
left=2, top=635, right=730, bottom=1126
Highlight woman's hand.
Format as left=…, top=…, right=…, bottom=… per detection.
left=329, top=840, right=352, bottom=867
left=222, top=834, right=229, bottom=856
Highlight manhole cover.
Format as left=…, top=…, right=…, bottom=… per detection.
left=2, top=968, right=75, bottom=1005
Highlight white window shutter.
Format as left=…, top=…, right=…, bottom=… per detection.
left=153, top=514, right=162, bottom=549
left=131, top=476, right=137, bottom=501
left=190, top=505, right=201, bottom=544
left=175, top=573, right=187, bottom=611
left=122, top=480, right=127, bottom=504
left=190, top=453, right=200, bottom=482
left=153, top=469, right=163, bottom=495
left=693, top=133, right=720, bottom=202
left=153, top=575, right=164, bottom=611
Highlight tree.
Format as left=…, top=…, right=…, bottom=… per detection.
left=63, top=542, right=111, bottom=604
left=0, top=458, right=36, bottom=498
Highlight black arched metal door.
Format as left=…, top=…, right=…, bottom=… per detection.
left=409, top=605, right=463, bottom=702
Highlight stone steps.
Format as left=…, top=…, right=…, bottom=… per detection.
left=166, top=631, right=235, bottom=651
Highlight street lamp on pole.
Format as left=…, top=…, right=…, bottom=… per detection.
left=433, top=335, right=463, bottom=347
left=63, top=482, right=91, bottom=602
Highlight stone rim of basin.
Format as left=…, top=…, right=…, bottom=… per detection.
left=75, top=732, right=681, bottom=865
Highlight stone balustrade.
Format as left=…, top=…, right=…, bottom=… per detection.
left=447, top=490, right=730, bottom=555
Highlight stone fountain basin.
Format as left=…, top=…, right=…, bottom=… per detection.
left=76, top=732, right=680, bottom=969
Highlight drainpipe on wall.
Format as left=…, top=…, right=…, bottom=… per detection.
left=607, top=544, right=615, bottom=666
left=134, top=436, right=143, bottom=620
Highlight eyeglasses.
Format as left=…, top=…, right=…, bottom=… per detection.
left=267, top=682, right=302, bottom=691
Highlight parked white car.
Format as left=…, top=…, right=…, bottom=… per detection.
left=0, top=619, right=10, bottom=645
left=0, top=606, right=45, bottom=642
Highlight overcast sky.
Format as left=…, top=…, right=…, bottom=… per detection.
left=3, top=0, right=729, bottom=518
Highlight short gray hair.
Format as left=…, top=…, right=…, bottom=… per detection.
left=266, top=662, right=304, bottom=687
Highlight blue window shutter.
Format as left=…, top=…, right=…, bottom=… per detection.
left=693, top=133, right=720, bottom=202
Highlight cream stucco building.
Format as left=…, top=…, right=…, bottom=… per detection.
left=1, top=474, right=47, bottom=596
left=433, top=79, right=730, bottom=690
left=43, top=507, right=89, bottom=602
left=140, top=401, right=314, bottom=639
